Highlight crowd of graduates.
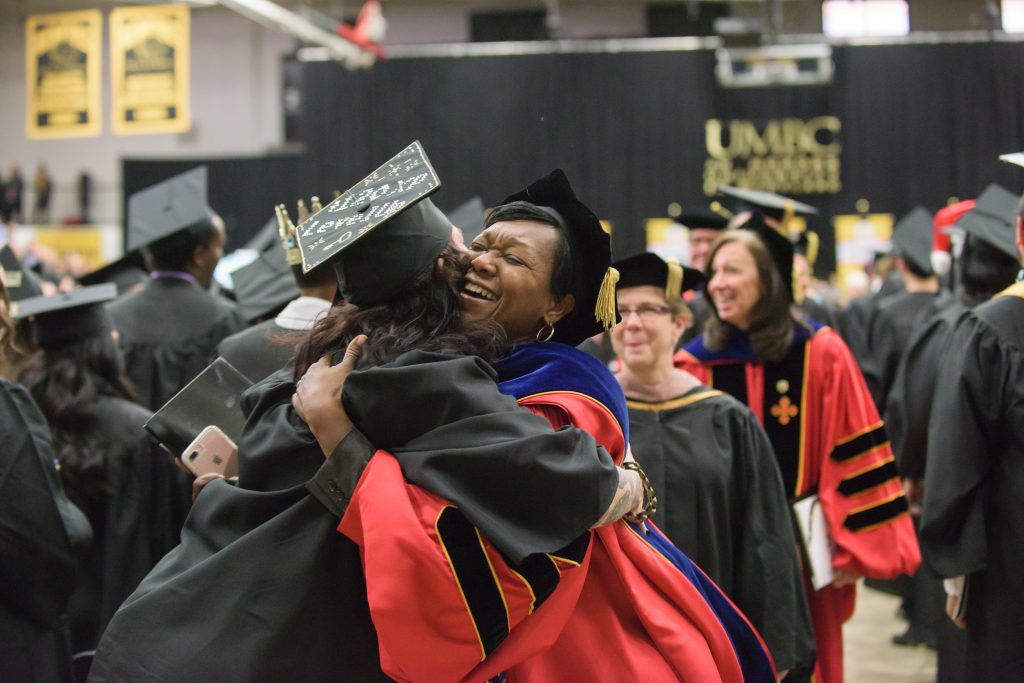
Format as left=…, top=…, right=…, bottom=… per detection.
left=1, top=146, right=1021, bottom=683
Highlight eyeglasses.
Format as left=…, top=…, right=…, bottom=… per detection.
left=617, top=304, right=673, bottom=321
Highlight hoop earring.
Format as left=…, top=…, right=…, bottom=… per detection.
left=536, top=323, right=555, bottom=343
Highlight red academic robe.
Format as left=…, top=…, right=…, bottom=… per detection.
left=339, top=350, right=774, bottom=682
left=676, top=325, right=921, bottom=683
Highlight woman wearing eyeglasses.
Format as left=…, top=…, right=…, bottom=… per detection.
left=610, top=252, right=815, bottom=681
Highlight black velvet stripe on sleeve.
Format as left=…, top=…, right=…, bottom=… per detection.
left=831, top=424, right=888, bottom=463
left=843, top=494, right=910, bottom=532
left=837, top=459, right=900, bottom=497
left=436, top=507, right=510, bottom=657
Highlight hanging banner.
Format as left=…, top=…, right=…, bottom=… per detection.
left=110, top=5, right=191, bottom=135
left=703, top=117, right=843, bottom=196
left=25, top=10, right=103, bottom=139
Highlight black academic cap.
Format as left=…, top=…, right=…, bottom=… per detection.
left=499, top=169, right=619, bottom=346
left=295, top=141, right=451, bottom=307
left=738, top=213, right=796, bottom=302
left=231, top=246, right=299, bottom=323
left=244, top=215, right=282, bottom=254
left=956, top=183, right=1021, bottom=260
left=678, top=207, right=729, bottom=232
left=891, top=207, right=935, bottom=275
left=446, top=197, right=487, bottom=245
left=0, top=245, right=43, bottom=302
left=78, top=251, right=149, bottom=295
left=613, top=252, right=704, bottom=300
left=718, top=186, right=818, bottom=224
left=13, top=283, right=118, bottom=350
left=127, top=166, right=214, bottom=253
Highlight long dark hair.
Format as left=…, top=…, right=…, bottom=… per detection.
left=292, top=244, right=507, bottom=377
left=18, top=335, right=136, bottom=505
left=703, top=230, right=809, bottom=364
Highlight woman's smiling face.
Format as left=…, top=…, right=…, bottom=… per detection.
left=460, top=220, right=574, bottom=342
left=706, top=240, right=762, bottom=331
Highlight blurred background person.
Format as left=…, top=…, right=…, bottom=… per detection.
left=17, top=284, right=181, bottom=656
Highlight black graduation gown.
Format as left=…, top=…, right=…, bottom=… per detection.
left=90, top=353, right=617, bottom=682
left=865, top=290, right=953, bottom=410
left=835, top=274, right=904, bottom=376
left=0, top=380, right=86, bottom=683
left=883, top=303, right=969, bottom=479
left=921, top=285, right=1024, bottom=681
left=217, top=320, right=297, bottom=383
left=108, top=277, right=246, bottom=410
left=64, top=397, right=180, bottom=653
left=626, top=386, right=815, bottom=675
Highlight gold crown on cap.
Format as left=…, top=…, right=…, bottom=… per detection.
left=277, top=197, right=325, bottom=266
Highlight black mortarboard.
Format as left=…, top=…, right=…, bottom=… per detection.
left=78, top=251, right=150, bottom=294
left=0, top=245, right=43, bottom=302
left=295, top=141, right=451, bottom=307
left=127, top=166, right=214, bottom=253
left=891, top=207, right=935, bottom=275
left=231, top=246, right=299, bottom=323
left=13, top=283, right=118, bottom=349
left=243, top=215, right=281, bottom=254
left=718, top=186, right=818, bottom=226
left=677, top=207, right=729, bottom=232
left=499, top=169, right=619, bottom=346
left=613, top=252, right=704, bottom=300
left=446, top=197, right=487, bottom=245
left=956, top=183, right=1020, bottom=260
left=738, top=213, right=796, bottom=302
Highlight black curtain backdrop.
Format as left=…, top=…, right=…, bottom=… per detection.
left=296, top=41, right=1024, bottom=274
left=122, top=153, right=304, bottom=252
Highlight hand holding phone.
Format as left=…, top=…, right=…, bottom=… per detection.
left=180, top=426, right=239, bottom=478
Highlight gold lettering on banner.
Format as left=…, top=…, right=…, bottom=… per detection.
left=110, top=5, right=191, bottom=135
left=25, top=10, right=103, bottom=139
left=703, top=117, right=842, bottom=196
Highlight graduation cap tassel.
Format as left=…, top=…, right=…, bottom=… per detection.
left=781, top=199, right=796, bottom=235
left=595, top=266, right=619, bottom=329
left=665, top=258, right=684, bottom=300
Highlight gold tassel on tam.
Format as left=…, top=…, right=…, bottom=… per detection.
left=595, top=266, right=619, bottom=329
left=781, top=199, right=796, bottom=235
left=665, top=258, right=684, bottom=300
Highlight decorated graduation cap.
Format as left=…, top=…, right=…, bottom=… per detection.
left=498, top=169, right=619, bottom=346
left=78, top=251, right=149, bottom=295
left=446, top=197, right=487, bottom=245
left=294, top=141, right=452, bottom=307
left=127, top=166, right=214, bottom=253
left=718, top=186, right=818, bottom=231
left=0, top=245, right=43, bottom=302
left=891, top=207, right=935, bottom=275
left=613, top=252, right=704, bottom=300
left=677, top=206, right=729, bottom=232
left=13, top=283, right=118, bottom=350
left=956, top=183, right=1020, bottom=260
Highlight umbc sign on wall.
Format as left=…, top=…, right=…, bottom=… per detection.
left=703, top=117, right=842, bottom=196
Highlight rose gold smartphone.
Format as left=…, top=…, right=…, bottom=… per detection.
left=181, top=426, right=239, bottom=478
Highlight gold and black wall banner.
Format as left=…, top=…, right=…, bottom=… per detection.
left=110, top=5, right=191, bottom=135
left=703, top=117, right=842, bottom=196
left=25, top=10, right=103, bottom=139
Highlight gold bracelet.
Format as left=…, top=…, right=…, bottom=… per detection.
left=621, top=460, right=658, bottom=524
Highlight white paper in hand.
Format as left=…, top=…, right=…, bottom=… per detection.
left=792, top=494, right=835, bottom=591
